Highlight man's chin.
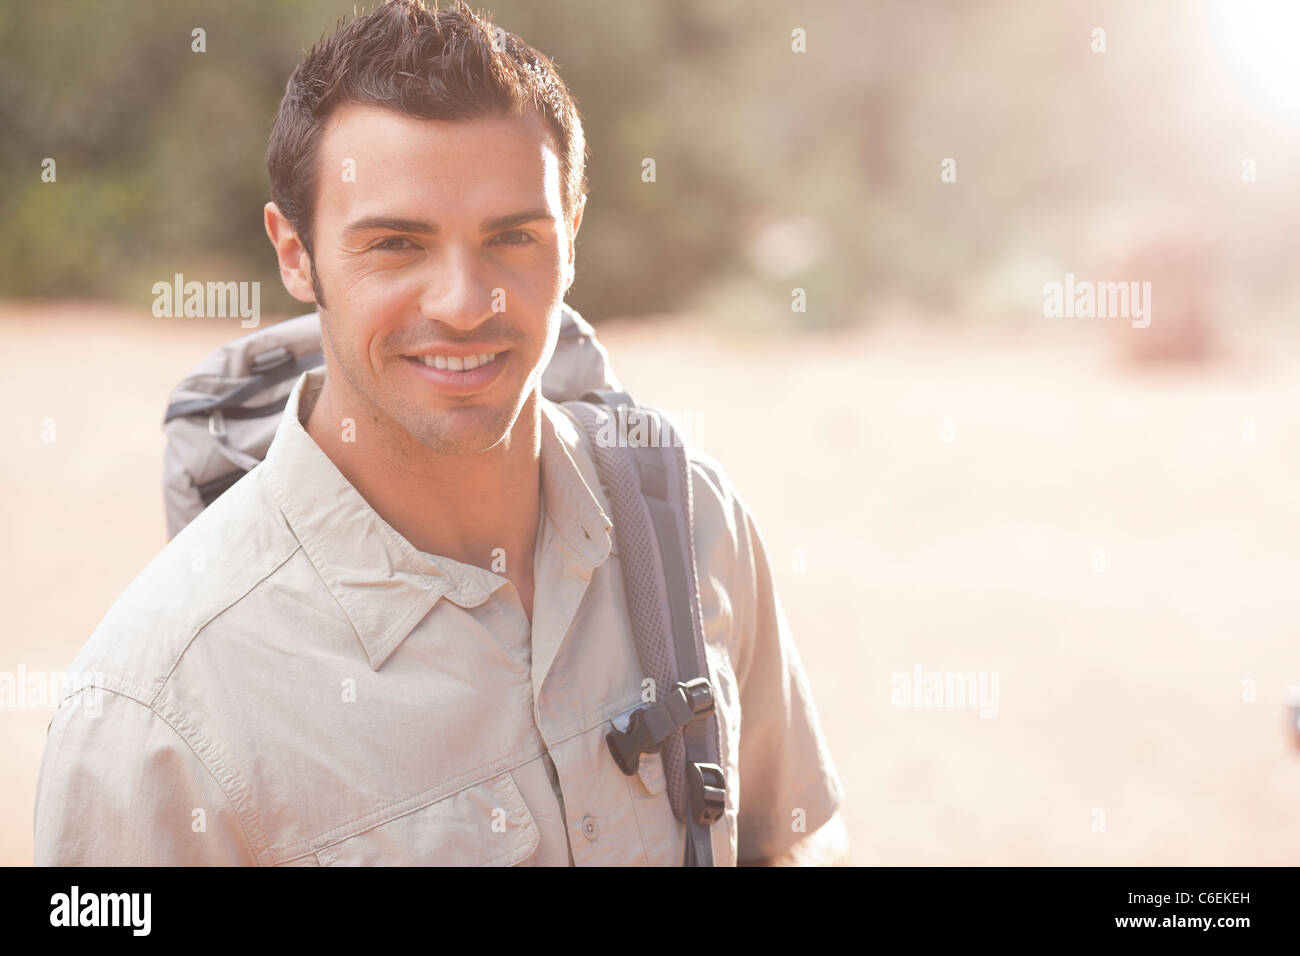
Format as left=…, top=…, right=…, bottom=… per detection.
left=401, top=404, right=519, bottom=456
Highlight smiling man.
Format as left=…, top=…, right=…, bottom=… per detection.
left=33, top=0, right=846, bottom=867
left=271, top=103, right=569, bottom=620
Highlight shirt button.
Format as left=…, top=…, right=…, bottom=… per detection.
left=580, top=814, right=599, bottom=841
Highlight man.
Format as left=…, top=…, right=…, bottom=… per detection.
left=33, top=0, right=846, bottom=866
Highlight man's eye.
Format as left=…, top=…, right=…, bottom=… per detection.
left=493, top=231, right=535, bottom=246
left=370, top=237, right=417, bottom=252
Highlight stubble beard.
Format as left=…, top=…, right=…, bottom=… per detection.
left=322, top=315, right=526, bottom=459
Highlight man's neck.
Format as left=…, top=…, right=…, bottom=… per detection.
left=301, top=375, right=542, bottom=614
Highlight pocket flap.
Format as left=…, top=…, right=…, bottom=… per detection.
left=314, top=770, right=541, bottom=866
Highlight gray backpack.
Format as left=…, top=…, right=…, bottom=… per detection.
left=162, top=306, right=727, bottom=866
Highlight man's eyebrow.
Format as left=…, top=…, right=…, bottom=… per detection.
left=342, top=209, right=554, bottom=236
left=343, top=216, right=435, bottom=236
left=482, top=208, right=553, bottom=231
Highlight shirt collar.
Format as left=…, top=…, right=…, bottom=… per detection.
left=261, top=366, right=612, bottom=671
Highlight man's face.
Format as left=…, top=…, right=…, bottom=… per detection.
left=306, top=103, right=578, bottom=455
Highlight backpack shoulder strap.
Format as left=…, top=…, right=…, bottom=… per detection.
left=563, top=390, right=726, bottom=867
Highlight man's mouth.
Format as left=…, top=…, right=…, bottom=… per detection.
left=400, top=348, right=509, bottom=395
left=409, top=351, right=501, bottom=371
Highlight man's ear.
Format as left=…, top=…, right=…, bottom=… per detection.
left=264, top=202, right=318, bottom=305
left=564, top=194, right=586, bottom=292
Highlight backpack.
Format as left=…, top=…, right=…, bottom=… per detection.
left=161, top=305, right=620, bottom=538
left=161, top=306, right=727, bottom=866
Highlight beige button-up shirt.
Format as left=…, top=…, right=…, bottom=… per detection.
left=34, top=366, right=843, bottom=866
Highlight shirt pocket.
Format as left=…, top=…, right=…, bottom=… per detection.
left=635, top=752, right=667, bottom=796
left=312, top=769, right=541, bottom=866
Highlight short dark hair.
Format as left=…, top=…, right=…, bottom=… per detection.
left=268, top=0, right=587, bottom=294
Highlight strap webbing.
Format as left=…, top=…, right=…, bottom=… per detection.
left=164, top=353, right=323, bottom=423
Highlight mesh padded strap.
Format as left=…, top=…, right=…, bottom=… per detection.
left=565, top=400, right=686, bottom=818
left=567, top=393, right=722, bottom=866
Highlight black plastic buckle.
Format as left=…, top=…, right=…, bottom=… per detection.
left=606, top=704, right=673, bottom=775
left=688, top=762, right=726, bottom=825
left=606, top=678, right=716, bottom=776
left=677, top=677, right=715, bottom=718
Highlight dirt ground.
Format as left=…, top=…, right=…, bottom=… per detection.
left=3, top=302, right=1298, bottom=865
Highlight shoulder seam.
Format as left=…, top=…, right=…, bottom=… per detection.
left=149, top=540, right=303, bottom=708
left=59, top=684, right=263, bottom=865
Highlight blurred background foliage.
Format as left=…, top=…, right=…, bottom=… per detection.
left=2, top=0, right=1299, bottom=330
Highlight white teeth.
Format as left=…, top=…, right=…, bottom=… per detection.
left=414, top=352, right=498, bottom=371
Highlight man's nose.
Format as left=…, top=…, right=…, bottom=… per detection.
left=416, top=246, right=499, bottom=331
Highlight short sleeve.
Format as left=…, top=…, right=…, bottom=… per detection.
left=33, top=687, right=259, bottom=866
left=689, top=454, right=845, bottom=862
